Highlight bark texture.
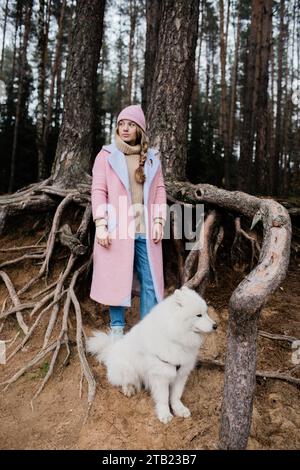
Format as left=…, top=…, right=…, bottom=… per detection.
left=147, top=0, right=200, bottom=180
left=52, top=0, right=106, bottom=188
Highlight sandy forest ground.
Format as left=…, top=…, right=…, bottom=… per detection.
left=0, top=214, right=299, bottom=450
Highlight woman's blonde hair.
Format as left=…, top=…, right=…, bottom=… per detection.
left=116, top=124, right=149, bottom=184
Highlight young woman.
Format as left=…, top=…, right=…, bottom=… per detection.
left=90, top=104, right=167, bottom=338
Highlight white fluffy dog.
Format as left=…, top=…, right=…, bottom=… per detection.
left=86, top=286, right=217, bottom=424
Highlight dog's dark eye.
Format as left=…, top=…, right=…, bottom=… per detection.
left=197, top=314, right=202, bottom=317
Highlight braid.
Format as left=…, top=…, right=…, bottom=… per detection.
left=135, top=128, right=148, bottom=184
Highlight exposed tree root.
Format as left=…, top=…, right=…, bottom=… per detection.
left=0, top=178, right=57, bottom=234
left=183, top=210, right=218, bottom=295
left=0, top=244, right=46, bottom=252
left=0, top=179, right=95, bottom=412
left=0, top=271, right=29, bottom=334
left=70, top=262, right=96, bottom=416
left=6, top=290, right=68, bottom=362
left=231, top=217, right=261, bottom=270
left=197, top=359, right=300, bottom=386
left=1, top=342, right=61, bottom=390
left=170, top=213, right=185, bottom=284
left=210, top=225, right=224, bottom=286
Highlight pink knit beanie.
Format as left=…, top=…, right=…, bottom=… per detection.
left=117, top=104, right=146, bottom=133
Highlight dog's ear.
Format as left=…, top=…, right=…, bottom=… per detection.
left=174, top=289, right=184, bottom=306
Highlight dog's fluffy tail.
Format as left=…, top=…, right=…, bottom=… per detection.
left=86, top=331, right=112, bottom=363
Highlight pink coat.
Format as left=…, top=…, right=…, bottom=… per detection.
left=90, top=143, right=167, bottom=307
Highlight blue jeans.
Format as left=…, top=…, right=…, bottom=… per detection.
left=109, top=233, right=157, bottom=328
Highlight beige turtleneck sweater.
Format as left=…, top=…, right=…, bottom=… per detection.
left=114, top=132, right=146, bottom=233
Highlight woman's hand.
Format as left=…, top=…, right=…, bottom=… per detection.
left=152, top=221, right=164, bottom=243
left=96, top=225, right=112, bottom=248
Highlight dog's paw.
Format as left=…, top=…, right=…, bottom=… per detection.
left=156, top=405, right=173, bottom=424
left=122, top=384, right=136, bottom=397
left=171, top=401, right=191, bottom=418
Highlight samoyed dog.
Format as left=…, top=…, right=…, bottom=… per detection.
left=86, top=286, right=217, bottom=424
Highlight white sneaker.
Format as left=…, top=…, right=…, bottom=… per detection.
left=109, top=326, right=124, bottom=340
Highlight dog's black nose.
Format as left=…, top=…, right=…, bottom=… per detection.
left=213, top=324, right=218, bottom=330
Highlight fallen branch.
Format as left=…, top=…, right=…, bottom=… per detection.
left=197, top=359, right=300, bottom=386
left=258, top=330, right=298, bottom=344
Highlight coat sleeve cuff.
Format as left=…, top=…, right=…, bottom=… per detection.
left=153, top=217, right=166, bottom=227
left=95, top=217, right=108, bottom=227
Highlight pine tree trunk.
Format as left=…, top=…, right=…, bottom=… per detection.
left=204, top=32, right=210, bottom=115
left=254, top=0, right=273, bottom=194
left=116, top=16, right=125, bottom=116
left=0, top=0, right=9, bottom=74
left=133, top=21, right=140, bottom=103
left=228, top=1, right=241, bottom=172
left=219, top=0, right=230, bottom=188
left=191, top=0, right=204, bottom=111
left=54, top=52, right=62, bottom=130
left=36, top=0, right=50, bottom=181
left=282, top=72, right=292, bottom=197
left=147, top=0, right=200, bottom=179
left=5, top=5, right=19, bottom=130
left=126, top=0, right=137, bottom=106
left=52, top=0, right=106, bottom=188
left=142, top=0, right=162, bottom=113
left=8, top=0, right=33, bottom=193
left=98, top=41, right=106, bottom=144
left=44, top=0, right=66, bottom=153
left=238, top=0, right=259, bottom=192
left=271, top=0, right=284, bottom=196
left=268, top=29, right=275, bottom=194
